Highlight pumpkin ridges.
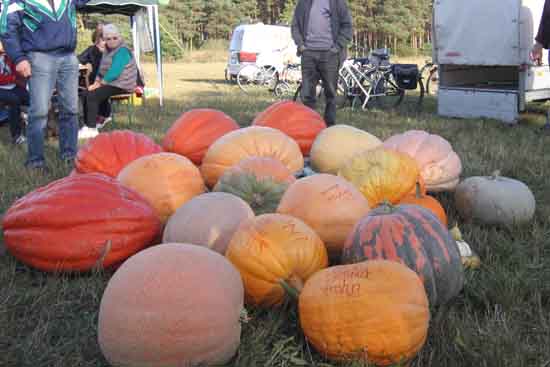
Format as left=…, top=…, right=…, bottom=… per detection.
left=2, top=173, right=161, bottom=272
left=342, top=204, right=463, bottom=305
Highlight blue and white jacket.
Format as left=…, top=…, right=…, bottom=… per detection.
left=0, top=0, right=90, bottom=65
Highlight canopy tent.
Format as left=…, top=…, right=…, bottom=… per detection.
left=80, top=0, right=167, bottom=106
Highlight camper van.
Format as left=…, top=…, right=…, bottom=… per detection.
left=225, top=23, right=299, bottom=80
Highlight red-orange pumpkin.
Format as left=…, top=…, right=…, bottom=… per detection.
left=400, top=183, right=448, bottom=226
left=162, top=109, right=240, bottom=164
left=342, top=203, right=464, bottom=306
left=75, top=130, right=162, bottom=177
left=1, top=173, right=161, bottom=272
left=252, top=100, right=326, bottom=155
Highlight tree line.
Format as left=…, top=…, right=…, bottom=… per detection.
left=160, top=0, right=434, bottom=56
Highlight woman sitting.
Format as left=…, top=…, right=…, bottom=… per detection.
left=85, top=24, right=137, bottom=130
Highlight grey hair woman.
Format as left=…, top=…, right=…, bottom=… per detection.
left=85, top=24, right=138, bottom=129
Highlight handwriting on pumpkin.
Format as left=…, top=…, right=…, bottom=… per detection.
left=320, top=184, right=353, bottom=202
left=280, top=220, right=309, bottom=242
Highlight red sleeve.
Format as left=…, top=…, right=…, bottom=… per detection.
left=0, top=57, right=17, bottom=85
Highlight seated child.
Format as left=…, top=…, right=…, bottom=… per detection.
left=0, top=40, right=29, bottom=144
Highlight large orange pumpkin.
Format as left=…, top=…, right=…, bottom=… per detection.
left=383, top=130, right=462, bottom=192
left=252, top=100, right=326, bottom=155
left=299, top=260, right=430, bottom=365
left=117, top=152, right=206, bottom=223
left=74, top=130, right=162, bottom=177
left=98, top=243, right=244, bottom=367
left=200, top=126, right=304, bottom=188
left=2, top=173, right=161, bottom=272
left=162, top=108, right=240, bottom=164
left=276, top=174, right=370, bottom=260
left=226, top=213, right=328, bottom=307
left=342, top=203, right=464, bottom=306
left=338, top=147, right=420, bottom=207
left=162, top=192, right=254, bottom=254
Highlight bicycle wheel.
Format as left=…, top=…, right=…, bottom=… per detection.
left=426, top=67, right=439, bottom=95
left=274, top=81, right=292, bottom=98
left=372, top=73, right=404, bottom=110
left=237, top=65, right=278, bottom=94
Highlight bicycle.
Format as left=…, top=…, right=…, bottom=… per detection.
left=274, top=63, right=302, bottom=98
left=419, top=60, right=439, bottom=96
left=236, top=64, right=279, bottom=94
left=338, top=48, right=406, bottom=111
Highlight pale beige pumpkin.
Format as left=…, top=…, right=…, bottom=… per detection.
left=162, top=192, right=254, bottom=254
left=117, top=152, right=206, bottom=223
left=310, top=124, right=382, bottom=174
left=200, top=126, right=304, bottom=188
left=226, top=213, right=328, bottom=307
left=276, top=174, right=370, bottom=260
left=299, top=260, right=430, bottom=365
left=383, top=130, right=462, bottom=192
left=98, top=243, right=244, bottom=367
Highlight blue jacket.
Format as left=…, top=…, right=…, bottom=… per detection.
left=0, top=0, right=90, bottom=65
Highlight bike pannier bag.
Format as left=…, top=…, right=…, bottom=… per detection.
left=392, top=64, right=419, bottom=90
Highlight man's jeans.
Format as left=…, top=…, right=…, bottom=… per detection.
left=27, top=52, right=79, bottom=167
left=300, top=49, right=340, bottom=126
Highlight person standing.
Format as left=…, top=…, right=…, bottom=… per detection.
left=531, top=0, right=550, bottom=131
left=1, top=0, right=91, bottom=171
left=291, top=0, right=353, bottom=126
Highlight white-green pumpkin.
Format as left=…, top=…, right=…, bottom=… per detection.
left=454, top=171, right=536, bottom=226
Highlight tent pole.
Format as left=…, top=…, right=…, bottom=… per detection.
left=131, top=15, right=141, bottom=68
left=153, top=5, right=163, bottom=107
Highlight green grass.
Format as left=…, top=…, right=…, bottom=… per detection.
left=1, top=60, right=550, bottom=367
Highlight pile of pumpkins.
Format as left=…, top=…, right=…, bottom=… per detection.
left=1, top=101, right=537, bottom=366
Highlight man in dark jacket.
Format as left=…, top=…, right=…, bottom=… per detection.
left=1, top=0, right=90, bottom=171
left=291, top=0, right=352, bottom=126
left=531, top=0, right=550, bottom=131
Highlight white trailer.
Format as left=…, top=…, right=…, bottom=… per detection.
left=433, top=0, right=550, bottom=123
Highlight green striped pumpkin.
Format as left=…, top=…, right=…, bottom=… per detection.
left=342, top=203, right=464, bottom=306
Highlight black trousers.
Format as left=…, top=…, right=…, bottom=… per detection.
left=0, top=86, right=29, bottom=139
left=300, top=49, right=341, bottom=126
left=84, top=85, right=125, bottom=127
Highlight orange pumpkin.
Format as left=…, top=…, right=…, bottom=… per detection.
left=226, top=213, right=328, bottom=307
left=117, top=152, right=206, bottom=223
left=225, top=156, right=296, bottom=184
left=383, top=130, right=462, bottom=192
left=299, top=260, right=429, bottom=365
left=400, top=183, right=448, bottom=226
left=162, top=109, right=240, bottom=164
left=75, top=130, right=162, bottom=177
left=2, top=173, right=161, bottom=272
left=338, top=147, right=420, bottom=207
left=98, top=244, right=244, bottom=366
left=162, top=192, right=254, bottom=254
left=252, top=100, right=326, bottom=155
left=200, top=126, right=304, bottom=188
left=276, top=174, right=370, bottom=260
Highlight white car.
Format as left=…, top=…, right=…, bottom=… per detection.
left=225, top=23, right=300, bottom=81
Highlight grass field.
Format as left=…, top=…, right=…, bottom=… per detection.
left=1, top=58, right=550, bottom=367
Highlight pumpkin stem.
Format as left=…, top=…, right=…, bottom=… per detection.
left=279, top=275, right=303, bottom=301
left=491, top=170, right=501, bottom=180
left=380, top=200, right=395, bottom=213
left=415, top=181, right=423, bottom=198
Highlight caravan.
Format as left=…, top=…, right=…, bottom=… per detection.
left=225, top=23, right=299, bottom=80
